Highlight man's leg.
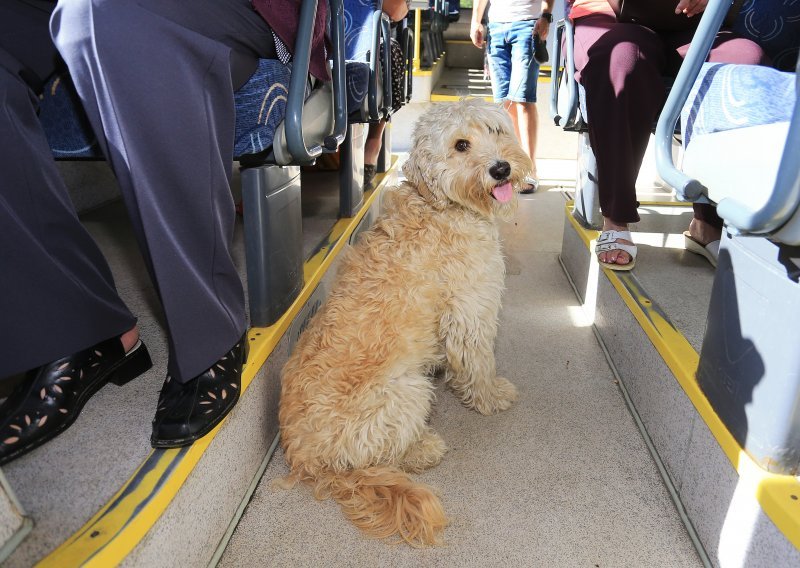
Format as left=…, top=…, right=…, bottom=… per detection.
left=0, top=1, right=136, bottom=379
left=51, top=0, right=276, bottom=383
left=504, top=20, right=540, bottom=189
left=506, top=101, right=538, bottom=179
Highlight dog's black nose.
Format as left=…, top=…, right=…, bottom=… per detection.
left=489, top=161, right=511, bottom=181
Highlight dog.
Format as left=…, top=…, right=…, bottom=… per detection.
left=277, top=99, right=532, bottom=547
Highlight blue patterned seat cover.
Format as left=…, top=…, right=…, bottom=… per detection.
left=344, top=0, right=377, bottom=115
left=732, top=0, right=800, bottom=72
left=39, top=58, right=294, bottom=160
left=39, top=73, right=100, bottom=159
left=232, top=59, right=292, bottom=157
left=681, top=63, right=796, bottom=148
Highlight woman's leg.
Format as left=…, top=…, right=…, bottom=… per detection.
left=673, top=31, right=768, bottom=247
left=52, top=0, right=275, bottom=382
left=573, top=15, right=667, bottom=266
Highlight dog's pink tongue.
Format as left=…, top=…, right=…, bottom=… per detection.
left=492, top=182, right=513, bottom=203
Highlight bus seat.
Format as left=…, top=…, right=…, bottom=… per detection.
left=338, top=0, right=390, bottom=216
left=338, top=0, right=413, bottom=216
left=655, top=0, right=800, bottom=475
left=678, top=62, right=796, bottom=239
left=656, top=0, right=800, bottom=241
left=549, top=15, right=601, bottom=229
left=37, top=0, right=349, bottom=328
left=732, top=0, right=800, bottom=73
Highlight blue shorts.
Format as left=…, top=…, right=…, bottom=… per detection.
left=486, top=20, right=540, bottom=103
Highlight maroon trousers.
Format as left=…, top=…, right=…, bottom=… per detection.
left=572, top=13, right=767, bottom=226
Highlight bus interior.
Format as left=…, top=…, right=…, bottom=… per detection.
left=0, top=0, right=798, bottom=566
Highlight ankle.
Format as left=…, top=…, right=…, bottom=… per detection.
left=689, top=218, right=722, bottom=246
left=120, top=327, right=139, bottom=353
left=602, top=219, right=629, bottom=233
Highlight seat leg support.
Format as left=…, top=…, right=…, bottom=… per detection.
left=574, top=132, right=603, bottom=230
left=339, top=123, right=365, bottom=218
left=241, top=165, right=304, bottom=327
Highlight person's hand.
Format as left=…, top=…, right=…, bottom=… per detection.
left=533, top=17, right=550, bottom=41
left=675, top=0, right=708, bottom=18
left=470, top=22, right=485, bottom=48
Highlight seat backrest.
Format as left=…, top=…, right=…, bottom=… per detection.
left=344, top=0, right=378, bottom=62
left=40, top=0, right=347, bottom=167
left=732, top=0, right=800, bottom=72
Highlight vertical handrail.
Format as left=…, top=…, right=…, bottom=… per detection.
left=325, top=0, right=348, bottom=150
left=381, top=14, right=393, bottom=116
left=284, top=0, right=324, bottom=162
left=413, top=8, right=422, bottom=72
left=368, top=8, right=383, bottom=120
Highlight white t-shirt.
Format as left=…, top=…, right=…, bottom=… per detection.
left=487, top=0, right=543, bottom=23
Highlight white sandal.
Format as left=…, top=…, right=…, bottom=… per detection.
left=520, top=176, right=538, bottom=195
left=683, top=231, right=720, bottom=267
left=595, top=230, right=637, bottom=271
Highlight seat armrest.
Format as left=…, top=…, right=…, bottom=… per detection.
left=284, top=0, right=345, bottom=163
left=549, top=18, right=580, bottom=130
left=366, top=9, right=392, bottom=120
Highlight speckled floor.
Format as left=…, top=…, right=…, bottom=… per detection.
left=218, top=187, right=702, bottom=568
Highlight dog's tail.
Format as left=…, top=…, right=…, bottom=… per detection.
left=314, top=466, right=448, bottom=547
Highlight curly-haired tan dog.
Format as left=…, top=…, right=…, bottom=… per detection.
left=278, top=99, right=532, bottom=546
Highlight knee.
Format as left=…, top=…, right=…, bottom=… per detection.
left=729, top=39, right=769, bottom=66
left=50, top=0, right=120, bottom=55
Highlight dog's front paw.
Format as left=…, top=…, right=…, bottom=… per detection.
left=472, top=377, right=518, bottom=415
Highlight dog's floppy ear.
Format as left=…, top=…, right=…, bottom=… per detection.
left=402, top=138, right=448, bottom=209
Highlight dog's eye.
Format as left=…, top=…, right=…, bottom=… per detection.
left=454, top=139, right=470, bottom=152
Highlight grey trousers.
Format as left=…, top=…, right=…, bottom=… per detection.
left=0, top=0, right=276, bottom=382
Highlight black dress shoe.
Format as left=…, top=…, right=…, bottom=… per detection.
left=150, top=335, right=248, bottom=448
left=0, top=337, right=152, bottom=466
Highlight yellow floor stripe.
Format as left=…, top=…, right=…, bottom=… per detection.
left=37, top=166, right=395, bottom=568
left=565, top=202, right=800, bottom=551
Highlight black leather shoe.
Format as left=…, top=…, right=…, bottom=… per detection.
left=150, top=335, right=248, bottom=448
left=0, top=337, right=152, bottom=466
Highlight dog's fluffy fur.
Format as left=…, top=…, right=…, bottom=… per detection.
left=278, top=99, right=532, bottom=546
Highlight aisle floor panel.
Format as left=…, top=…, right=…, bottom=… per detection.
left=219, top=190, right=701, bottom=567
left=431, top=68, right=494, bottom=100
